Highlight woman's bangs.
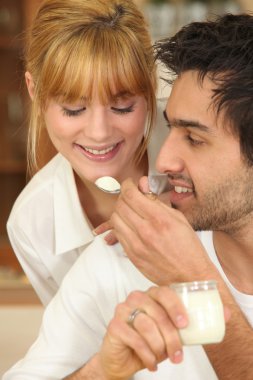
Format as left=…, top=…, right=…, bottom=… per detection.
left=81, top=30, right=150, bottom=102
left=96, top=32, right=150, bottom=100
left=41, top=29, right=150, bottom=105
left=94, top=54, right=147, bottom=103
left=40, top=39, right=91, bottom=104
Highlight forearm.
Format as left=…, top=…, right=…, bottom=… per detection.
left=64, top=354, right=107, bottom=380
left=205, top=285, right=253, bottom=379
left=64, top=354, right=129, bottom=380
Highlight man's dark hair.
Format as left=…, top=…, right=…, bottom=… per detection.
left=155, top=14, right=253, bottom=165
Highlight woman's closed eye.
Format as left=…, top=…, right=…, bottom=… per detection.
left=62, top=107, right=86, bottom=117
left=111, top=105, right=134, bottom=115
left=62, top=105, right=134, bottom=117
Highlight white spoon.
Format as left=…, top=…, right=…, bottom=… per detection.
left=95, top=176, right=121, bottom=194
left=95, top=174, right=169, bottom=195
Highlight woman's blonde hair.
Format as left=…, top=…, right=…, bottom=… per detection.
left=25, top=0, right=157, bottom=174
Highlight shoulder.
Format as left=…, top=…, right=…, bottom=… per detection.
left=61, top=235, right=153, bottom=306
left=64, top=235, right=124, bottom=288
left=57, top=236, right=125, bottom=320
left=197, top=231, right=213, bottom=250
left=7, top=154, right=69, bottom=225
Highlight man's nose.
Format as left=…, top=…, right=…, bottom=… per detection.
left=156, top=131, right=185, bottom=174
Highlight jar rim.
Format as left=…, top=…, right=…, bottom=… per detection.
left=170, top=280, right=217, bottom=292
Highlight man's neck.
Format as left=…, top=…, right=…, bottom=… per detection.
left=213, top=230, right=253, bottom=294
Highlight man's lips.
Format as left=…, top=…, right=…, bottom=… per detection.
left=174, top=185, right=193, bottom=194
left=166, top=180, right=194, bottom=204
left=168, top=179, right=194, bottom=194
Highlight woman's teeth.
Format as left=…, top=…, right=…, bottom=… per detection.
left=175, top=186, right=193, bottom=194
left=84, top=144, right=116, bottom=155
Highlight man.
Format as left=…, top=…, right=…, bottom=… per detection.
left=107, top=12, right=253, bottom=379
left=3, top=13, right=253, bottom=380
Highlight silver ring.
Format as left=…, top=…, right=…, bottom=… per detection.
left=127, top=308, right=146, bottom=327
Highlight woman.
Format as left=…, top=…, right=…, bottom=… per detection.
left=7, top=0, right=167, bottom=305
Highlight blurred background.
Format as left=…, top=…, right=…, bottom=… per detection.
left=0, top=0, right=252, bottom=376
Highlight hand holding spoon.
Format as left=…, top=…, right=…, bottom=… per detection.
left=95, top=174, right=168, bottom=195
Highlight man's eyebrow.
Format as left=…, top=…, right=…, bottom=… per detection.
left=163, top=110, right=212, bottom=134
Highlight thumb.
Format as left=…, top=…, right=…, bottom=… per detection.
left=138, top=176, right=150, bottom=193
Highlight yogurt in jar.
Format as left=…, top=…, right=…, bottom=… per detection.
left=170, top=280, right=225, bottom=345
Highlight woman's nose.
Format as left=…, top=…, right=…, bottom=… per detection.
left=84, top=109, right=112, bottom=141
left=156, top=131, right=185, bottom=174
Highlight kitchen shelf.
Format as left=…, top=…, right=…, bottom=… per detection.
left=0, top=0, right=42, bottom=274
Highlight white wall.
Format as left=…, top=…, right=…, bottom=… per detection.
left=0, top=305, right=43, bottom=376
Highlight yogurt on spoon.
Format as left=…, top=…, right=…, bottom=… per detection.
left=95, top=176, right=121, bottom=194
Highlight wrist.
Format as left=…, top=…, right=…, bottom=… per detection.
left=64, top=353, right=108, bottom=380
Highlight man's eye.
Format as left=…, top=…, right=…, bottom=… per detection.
left=111, top=105, right=133, bottom=114
left=187, top=135, right=203, bottom=146
left=62, top=107, right=85, bottom=117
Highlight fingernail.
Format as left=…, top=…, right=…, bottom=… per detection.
left=176, top=314, right=188, bottom=328
left=92, top=229, right=97, bottom=236
left=172, top=350, right=183, bottom=364
left=104, top=235, right=113, bottom=245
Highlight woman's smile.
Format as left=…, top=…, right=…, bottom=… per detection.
left=73, top=141, right=123, bottom=162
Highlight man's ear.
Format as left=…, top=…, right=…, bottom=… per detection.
left=25, top=71, right=35, bottom=100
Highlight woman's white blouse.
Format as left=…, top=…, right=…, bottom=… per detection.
left=7, top=153, right=95, bottom=305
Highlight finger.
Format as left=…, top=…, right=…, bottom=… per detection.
left=125, top=291, right=184, bottom=363
left=147, top=286, right=188, bottom=361
left=111, top=198, right=163, bottom=256
left=110, top=200, right=144, bottom=239
left=148, top=286, right=188, bottom=329
left=120, top=179, right=179, bottom=226
left=125, top=304, right=167, bottom=363
left=104, top=231, right=118, bottom=245
left=110, top=209, right=148, bottom=259
left=142, top=291, right=185, bottom=362
left=120, top=179, right=163, bottom=218
left=144, top=192, right=158, bottom=201
left=103, top=320, right=157, bottom=375
left=122, top=177, right=169, bottom=206
left=112, top=194, right=155, bottom=234
left=111, top=305, right=160, bottom=371
left=113, top=192, right=191, bottom=257
left=138, top=176, right=149, bottom=193
left=139, top=176, right=172, bottom=207
left=93, top=220, right=112, bottom=235
left=110, top=204, right=170, bottom=280
left=116, top=185, right=175, bottom=246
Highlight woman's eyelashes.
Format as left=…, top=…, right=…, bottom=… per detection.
left=62, top=104, right=134, bottom=117
left=111, top=105, right=134, bottom=114
left=62, top=107, right=85, bottom=117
